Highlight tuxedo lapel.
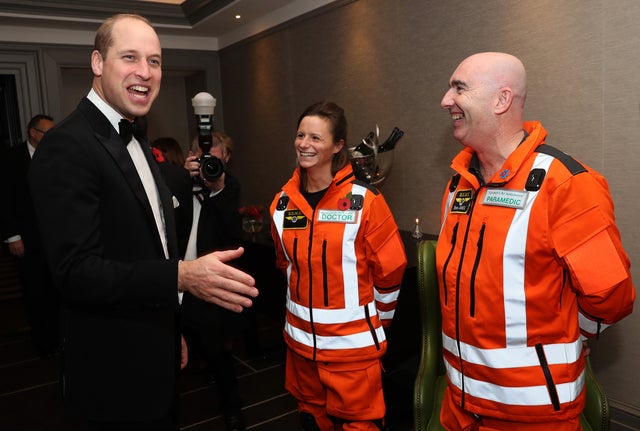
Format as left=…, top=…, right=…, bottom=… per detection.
left=98, top=132, right=157, bottom=225
left=78, top=99, right=164, bottom=254
left=141, top=140, right=179, bottom=259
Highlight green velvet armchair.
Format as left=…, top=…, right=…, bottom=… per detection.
left=413, top=239, right=610, bottom=431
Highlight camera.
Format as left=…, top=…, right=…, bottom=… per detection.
left=199, top=152, right=224, bottom=181
left=192, top=92, right=224, bottom=182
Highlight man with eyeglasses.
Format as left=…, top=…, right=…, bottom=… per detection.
left=2, top=114, right=58, bottom=358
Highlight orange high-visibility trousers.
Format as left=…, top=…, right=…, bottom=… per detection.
left=285, top=349, right=385, bottom=431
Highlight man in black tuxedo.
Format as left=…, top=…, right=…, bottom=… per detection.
left=28, top=14, right=257, bottom=431
left=2, top=114, right=58, bottom=357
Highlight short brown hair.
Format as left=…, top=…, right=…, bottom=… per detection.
left=94, top=14, right=153, bottom=59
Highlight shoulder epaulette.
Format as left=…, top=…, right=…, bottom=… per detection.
left=353, top=178, right=380, bottom=195
left=535, top=144, right=587, bottom=176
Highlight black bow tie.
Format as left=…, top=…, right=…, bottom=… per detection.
left=118, top=119, right=145, bottom=145
left=193, top=188, right=207, bottom=202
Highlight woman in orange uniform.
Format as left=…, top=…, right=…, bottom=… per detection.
left=270, top=101, right=407, bottom=431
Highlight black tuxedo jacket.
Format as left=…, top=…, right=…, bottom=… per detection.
left=28, top=98, right=181, bottom=422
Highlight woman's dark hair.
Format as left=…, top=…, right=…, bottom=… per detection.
left=297, top=101, right=350, bottom=188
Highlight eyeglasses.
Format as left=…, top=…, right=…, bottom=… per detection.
left=33, top=128, right=47, bottom=134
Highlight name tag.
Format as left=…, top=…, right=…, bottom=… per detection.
left=317, top=209, right=357, bottom=223
left=483, top=189, right=528, bottom=209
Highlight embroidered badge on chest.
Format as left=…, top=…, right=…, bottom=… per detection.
left=482, top=189, right=528, bottom=209
left=283, top=209, right=308, bottom=229
left=450, top=189, right=473, bottom=214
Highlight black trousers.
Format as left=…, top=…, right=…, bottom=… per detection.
left=181, top=294, right=243, bottom=414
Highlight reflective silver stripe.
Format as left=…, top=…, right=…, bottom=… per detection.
left=378, top=309, right=395, bottom=320
left=288, top=298, right=378, bottom=325
left=578, top=312, right=611, bottom=335
left=443, top=332, right=583, bottom=367
left=342, top=183, right=365, bottom=309
left=285, top=320, right=386, bottom=350
left=445, top=361, right=585, bottom=406
left=502, top=153, right=553, bottom=347
left=440, top=188, right=456, bottom=235
left=272, top=192, right=293, bottom=282
left=374, top=288, right=400, bottom=304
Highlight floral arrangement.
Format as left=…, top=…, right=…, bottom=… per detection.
left=239, top=205, right=265, bottom=220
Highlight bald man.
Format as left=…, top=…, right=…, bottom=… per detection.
left=435, top=52, right=634, bottom=430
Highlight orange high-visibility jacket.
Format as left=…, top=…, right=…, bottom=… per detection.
left=270, top=164, right=407, bottom=363
left=437, top=121, right=635, bottom=422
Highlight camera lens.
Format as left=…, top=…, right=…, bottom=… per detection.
left=201, top=156, right=224, bottom=181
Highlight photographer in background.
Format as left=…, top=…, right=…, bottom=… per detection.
left=181, top=132, right=246, bottom=431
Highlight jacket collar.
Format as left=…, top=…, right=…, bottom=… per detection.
left=451, top=121, right=547, bottom=188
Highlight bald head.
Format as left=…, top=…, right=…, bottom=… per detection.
left=441, top=52, right=528, bottom=149
left=459, top=52, right=527, bottom=110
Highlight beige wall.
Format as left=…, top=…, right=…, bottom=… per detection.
left=218, top=0, right=640, bottom=416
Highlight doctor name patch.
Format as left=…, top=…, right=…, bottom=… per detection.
left=482, top=189, right=528, bottom=209
left=317, top=209, right=357, bottom=223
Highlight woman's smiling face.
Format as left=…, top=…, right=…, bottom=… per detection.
left=295, top=115, right=343, bottom=174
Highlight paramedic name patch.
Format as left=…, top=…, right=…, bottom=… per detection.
left=451, top=189, right=473, bottom=214
left=283, top=209, right=308, bottom=229
left=482, top=189, right=528, bottom=209
left=317, top=209, right=357, bottom=223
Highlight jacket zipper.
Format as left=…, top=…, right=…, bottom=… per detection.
left=455, top=192, right=479, bottom=408
left=535, top=343, right=561, bottom=411
left=322, top=240, right=329, bottom=306
left=469, top=223, right=486, bottom=317
left=442, top=222, right=459, bottom=306
left=308, top=209, right=317, bottom=360
left=364, top=303, right=381, bottom=350
left=293, top=238, right=300, bottom=301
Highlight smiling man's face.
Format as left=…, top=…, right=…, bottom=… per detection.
left=91, top=16, right=162, bottom=121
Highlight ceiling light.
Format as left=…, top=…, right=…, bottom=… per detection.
left=235, top=15, right=241, bottom=19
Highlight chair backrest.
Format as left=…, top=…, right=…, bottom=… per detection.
left=581, top=356, right=611, bottom=431
left=413, top=239, right=446, bottom=431
left=412, top=239, right=611, bottom=431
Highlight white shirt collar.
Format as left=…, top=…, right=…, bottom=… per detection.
left=87, top=88, right=126, bottom=133
left=26, top=141, right=36, bottom=158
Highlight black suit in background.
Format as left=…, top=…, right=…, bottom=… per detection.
left=28, top=98, right=181, bottom=423
left=178, top=173, right=246, bottom=420
left=1, top=142, right=59, bottom=356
